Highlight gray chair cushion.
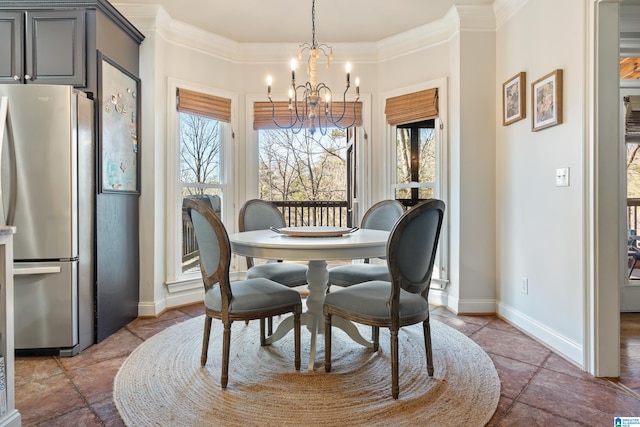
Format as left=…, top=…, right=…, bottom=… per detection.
left=327, top=264, right=390, bottom=287
left=205, top=277, right=301, bottom=313
left=247, top=263, right=308, bottom=287
left=324, top=280, right=428, bottom=320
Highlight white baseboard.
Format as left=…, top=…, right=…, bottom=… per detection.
left=445, top=294, right=497, bottom=314
left=428, top=288, right=448, bottom=306
left=497, top=301, right=583, bottom=367
left=165, top=288, right=204, bottom=308
left=138, top=299, right=166, bottom=317
left=139, top=273, right=247, bottom=317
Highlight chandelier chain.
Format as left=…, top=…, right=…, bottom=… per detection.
left=311, top=0, right=316, bottom=48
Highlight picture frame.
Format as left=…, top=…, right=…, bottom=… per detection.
left=502, top=72, right=526, bottom=125
left=531, top=69, right=563, bottom=132
left=97, top=51, right=141, bottom=194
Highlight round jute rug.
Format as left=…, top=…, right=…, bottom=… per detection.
left=114, top=315, right=500, bottom=427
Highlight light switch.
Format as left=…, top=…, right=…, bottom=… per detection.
left=556, top=167, right=569, bottom=187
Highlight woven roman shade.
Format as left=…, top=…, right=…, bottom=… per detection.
left=384, top=88, right=438, bottom=126
left=177, top=88, right=231, bottom=122
left=254, top=101, right=362, bottom=130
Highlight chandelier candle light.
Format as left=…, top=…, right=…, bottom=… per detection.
left=266, top=0, right=360, bottom=135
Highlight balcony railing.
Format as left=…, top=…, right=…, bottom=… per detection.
left=271, top=200, right=350, bottom=228
left=182, top=200, right=350, bottom=266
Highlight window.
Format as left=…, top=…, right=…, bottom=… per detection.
left=384, top=87, right=440, bottom=207
left=257, top=128, right=350, bottom=226
left=253, top=99, right=359, bottom=227
left=169, top=87, right=232, bottom=280
left=384, top=83, right=447, bottom=289
left=179, top=112, right=224, bottom=273
left=395, top=120, right=436, bottom=207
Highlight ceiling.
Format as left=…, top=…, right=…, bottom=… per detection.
left=112, top=0, right=640, bottom=73
left=112, top=0, right=494, bottom=43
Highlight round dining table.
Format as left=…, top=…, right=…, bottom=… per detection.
left=228, top=227, right=389, bottom=371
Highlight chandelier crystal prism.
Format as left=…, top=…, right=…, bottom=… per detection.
left=266, top=0, right=360, bottom=135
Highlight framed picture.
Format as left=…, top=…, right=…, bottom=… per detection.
left=531, top=69, right=563, bottom=131
left=98, top=51, right=141, bottom=193
left=502, top=72, right=526, bottom=125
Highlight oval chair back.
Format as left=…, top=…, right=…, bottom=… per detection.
left=186, top=198, right=232, bottom=306
left=388, top=198, right=445, bottom=297
left=239, top=199, right=287, bottom=268
left=361, top=199, right=405, bottom=231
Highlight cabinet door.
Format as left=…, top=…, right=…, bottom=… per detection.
left=0, top=12, right=23, bottom=84
left=25, top=10, right=85, bottom=86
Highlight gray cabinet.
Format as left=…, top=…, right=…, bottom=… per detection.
left=0, top=12, right=22, bottom=84
left=0, top=9, right=85, bottom=86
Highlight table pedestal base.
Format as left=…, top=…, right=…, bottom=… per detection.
left=264, top=260, right=373, bottom=371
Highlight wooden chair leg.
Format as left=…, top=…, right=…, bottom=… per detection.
left=201, top=315, right=212, bottom=366
left=260, top=318, right=266, bottom=346
left=423, top=319, right=434, bottom=376
left=372, top=326, right=379, bottom=351
left=324, top=313, right=332, bottom=372
left=268, top=316, right=273, bottom=335
left=391, top=328, right=399, bottom=399
left=294, top=307, right=301, bottom=371
left=221, top=322, right=231, bottom=388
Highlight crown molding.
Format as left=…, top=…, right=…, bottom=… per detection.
left=113, top=4, right=167, bottom=33
left=376, top=18, right=452, bottom=62
left=493, top=0, right=528, bottom=29
left=114, top=3, right=504, bottom=64
left=453, top=4, right=497, bottom=31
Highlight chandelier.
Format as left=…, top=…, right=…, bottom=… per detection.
left=266, top=0, right=360, bottom=135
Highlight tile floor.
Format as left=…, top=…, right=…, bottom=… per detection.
left=13, top=303, right=640, bottom=426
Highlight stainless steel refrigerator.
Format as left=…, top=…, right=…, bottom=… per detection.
left=0, top=84, right=94, bottom=356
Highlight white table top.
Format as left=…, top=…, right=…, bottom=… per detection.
left=228, top=228, right=389, bottom=261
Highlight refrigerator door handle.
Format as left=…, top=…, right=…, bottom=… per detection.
left=14, top=266, right=62, bottom=275
left=0, top=96, right=17, bottom=227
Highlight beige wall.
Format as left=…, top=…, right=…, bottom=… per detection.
left=495, top=0, right=587, bottom=363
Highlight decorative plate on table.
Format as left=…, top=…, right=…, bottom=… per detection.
left=270, top=226, right=358, bottom=237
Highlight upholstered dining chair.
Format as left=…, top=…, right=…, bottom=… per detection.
left=185, top=199, right=302, bottom=388
left=239, top=199, right=308, bottom=287
left=323, top=198, right=445, bottom=399
left=327, top=199, right=404, bottom=290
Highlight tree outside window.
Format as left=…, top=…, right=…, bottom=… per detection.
left=179, top=112, right=223, bottom=273
left=395, top=120, right=436, bottom=207
left=258, top=128, right=348, bottom=202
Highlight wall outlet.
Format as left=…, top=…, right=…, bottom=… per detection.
left=520, top=276, right=528, bottom=295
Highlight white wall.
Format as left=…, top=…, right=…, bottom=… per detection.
left=495, top=0, right=587, bottom=364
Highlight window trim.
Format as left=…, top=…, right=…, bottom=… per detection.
left=166, top=78, right=237, bottom=286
